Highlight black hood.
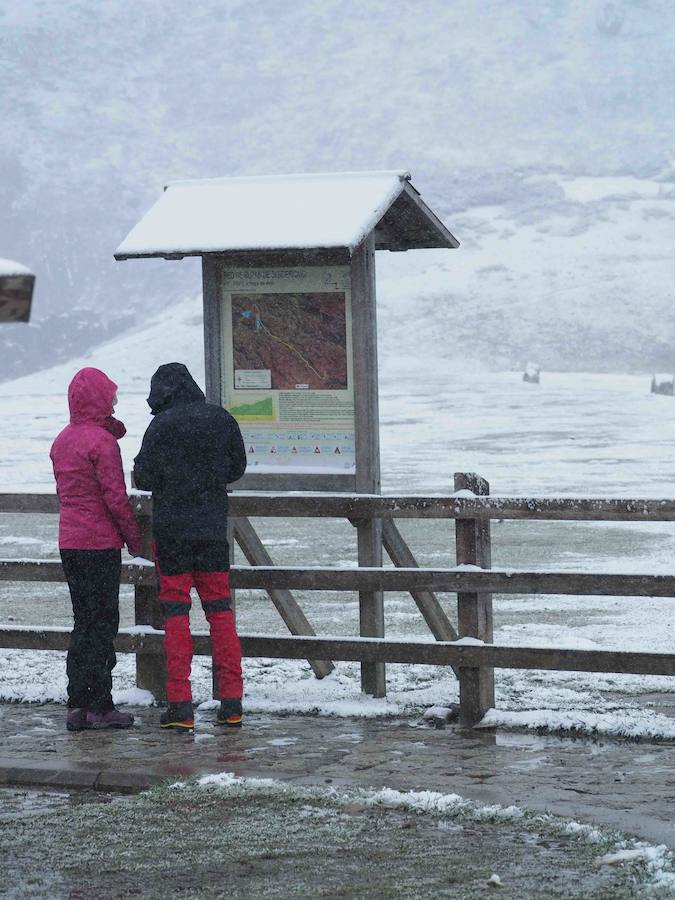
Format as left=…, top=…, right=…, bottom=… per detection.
left=147, top=363, right=205, bottom=415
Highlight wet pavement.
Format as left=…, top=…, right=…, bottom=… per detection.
left=0, top=701, right=674, bottom=848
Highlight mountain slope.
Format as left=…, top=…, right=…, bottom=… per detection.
left=1, top=0, right=674, bottom=374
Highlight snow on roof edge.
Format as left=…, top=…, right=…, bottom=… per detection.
left=0, top=258, right=33, bottom=277
left=163, top=169, right=411, bottom=191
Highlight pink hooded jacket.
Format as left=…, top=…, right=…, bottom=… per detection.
left=50, top=368, right=141, bottom=554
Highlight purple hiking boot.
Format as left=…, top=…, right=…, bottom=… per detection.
left=85, top=708, right=134, bottom=729
left=66, top=708, right=87, bottom=732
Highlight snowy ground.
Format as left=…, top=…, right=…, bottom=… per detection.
left=4, top=776, right=674, bottom=898
left=0, top=299, right=674, bottom=739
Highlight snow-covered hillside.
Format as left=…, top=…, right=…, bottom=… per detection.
left=1, top=0, right=674, bottom=375
left=381, top=174, right=675, bottom=371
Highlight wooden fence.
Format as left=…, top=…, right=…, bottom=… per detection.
left=1, top=473, right=674, bottom=727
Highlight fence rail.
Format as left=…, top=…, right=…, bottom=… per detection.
left=1, top=628, right=673, bottom=676
left=3, top=560, right=675, bottom=598
left=1, top=477, right=674, bottom=727
left=5, top=492, right=675, bottom=521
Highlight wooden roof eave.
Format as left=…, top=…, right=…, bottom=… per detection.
left=114, top=246, right=353, bottom=264
left=373, top=182, right=459, bottom=252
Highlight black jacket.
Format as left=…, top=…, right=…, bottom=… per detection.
left=133, top=363, right=247, bottom=541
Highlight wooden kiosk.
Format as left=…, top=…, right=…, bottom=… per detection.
left=115, top=171, right=458, bottom=696
left=0, top=258, right=34, bottom=322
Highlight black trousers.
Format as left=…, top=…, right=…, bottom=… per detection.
left=60, top=549, right=121, bottom=712
left=153, top=537, right=230, bottom=575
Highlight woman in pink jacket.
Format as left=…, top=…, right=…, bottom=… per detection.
left=50, top=367, right=141, bottom=731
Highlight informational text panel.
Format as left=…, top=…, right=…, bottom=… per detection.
left=221, top=266, right=355, bottom=475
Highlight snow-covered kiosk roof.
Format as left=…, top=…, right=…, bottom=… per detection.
left=114, top=168, right=459, bottom=508
left=0, top=258, right=34, bottom=322
left=114, top=170, right=458, bottom=259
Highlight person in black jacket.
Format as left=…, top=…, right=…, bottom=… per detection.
left=133, top=363, right=247, bottom=730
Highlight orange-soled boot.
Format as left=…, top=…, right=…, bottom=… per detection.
left=215, top=698, right=242, bottom=728
left=160, top=701, right=194, bottom=732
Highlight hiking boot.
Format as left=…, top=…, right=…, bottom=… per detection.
left=66, top=708, right=87, bottom=732
left=160, top=701, right=194, bottom=731
left=215, top=698, right=242, bottom=728
left=86, top=708, right=134, bottom=729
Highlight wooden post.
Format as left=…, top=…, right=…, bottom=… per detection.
left=454, top=472, right=495, bottom=726
left=133, top=513, right=166, bottom=700
left=351, top=235, right=385, bottom=697
left=201, top=255, right=223, bottom=401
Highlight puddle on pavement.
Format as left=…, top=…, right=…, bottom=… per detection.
left=489, top=727, right=668, bottom=753
left=0, top=788, right=71, bottom=823
left=0, top=787, right=112, bottom=823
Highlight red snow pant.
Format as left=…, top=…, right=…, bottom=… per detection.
left=154, top=539, right=242, bottom=704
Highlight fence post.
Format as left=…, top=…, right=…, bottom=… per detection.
left=356, top=516, right=386, bottom=697
left=133, top=511, right=166, bottom=700
left=454, top=472, right=495, bottom=726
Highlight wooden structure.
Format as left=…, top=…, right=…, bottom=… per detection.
left=1, top=476, right=674, bottom=728
left=651, top=374, right=674, bottom=396
left=0, top=259, right=34, bottom=322
left=114, top=171, right=459, bottom=697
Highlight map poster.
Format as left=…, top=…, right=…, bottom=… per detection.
left=221, top=266, right=355, bottom=475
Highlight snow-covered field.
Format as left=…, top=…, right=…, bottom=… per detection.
left=0, top=291, right=674, bottom=738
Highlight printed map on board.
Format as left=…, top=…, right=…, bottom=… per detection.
left=232, top=292, right=348, bottom=390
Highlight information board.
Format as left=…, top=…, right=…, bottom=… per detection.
left=221, top=266, right=355, bottom=475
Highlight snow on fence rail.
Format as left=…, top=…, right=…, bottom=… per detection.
left=1, top=474, right=674, bottom=728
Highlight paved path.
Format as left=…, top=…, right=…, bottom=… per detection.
left=1, top=701, right=674, bottom=846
